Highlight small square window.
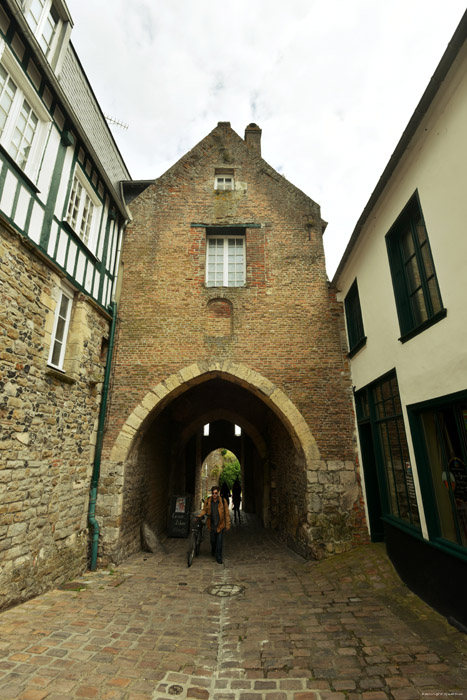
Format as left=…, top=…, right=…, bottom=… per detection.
left=214, top=169, right=234, bottom=191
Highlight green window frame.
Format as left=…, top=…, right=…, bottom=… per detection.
left=356, top=371, right=421, bottom=530
left=344, top=279, right=366, bottom=357
left=386, top=192, right=446, bottom=342
left=408, top=391, right=467, bottom=555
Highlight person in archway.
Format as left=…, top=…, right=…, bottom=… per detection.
left=197, top=485, right=231, bottom=564
left=220, top=481, right=230, bottom=505
left=232, top=478, right=242, bottom=523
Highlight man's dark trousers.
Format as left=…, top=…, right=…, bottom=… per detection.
left=210, top=529, right=224, bottom=563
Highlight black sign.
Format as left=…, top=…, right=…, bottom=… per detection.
left=167, top=495, right=191, bottom=537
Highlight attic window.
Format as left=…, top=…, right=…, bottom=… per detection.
left=215, top=169, right=234, bottom=191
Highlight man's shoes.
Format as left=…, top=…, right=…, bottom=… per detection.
left=217, top=559, right=223, bottom=564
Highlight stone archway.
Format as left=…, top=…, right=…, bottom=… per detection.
left=98, top=361, right=361, bottom=565
left=110, top=360, right=321, bottom=467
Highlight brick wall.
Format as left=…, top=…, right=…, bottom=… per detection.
left=101, top=123, right=367, bottom=560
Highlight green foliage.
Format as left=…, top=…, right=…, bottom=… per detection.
left=219, top=449, right=241, bottom=489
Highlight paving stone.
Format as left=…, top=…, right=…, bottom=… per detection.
left=0, top=516, right=466, bottom=699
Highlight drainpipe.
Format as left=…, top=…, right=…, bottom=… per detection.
left=88, top=299, right=118, bottom=570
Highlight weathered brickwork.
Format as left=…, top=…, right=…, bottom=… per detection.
left=100, top=123, right=368, bottom=562
left=0, top=220, right=110, bottom=609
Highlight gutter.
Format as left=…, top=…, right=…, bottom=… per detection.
left=88, top=212, right=126, bottom=570
left=88, top=298, right=118, bottom=571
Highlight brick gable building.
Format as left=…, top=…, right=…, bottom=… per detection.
left=98, top=122, right=367, bottom=563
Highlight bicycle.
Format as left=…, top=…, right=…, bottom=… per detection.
left=187, top=515, right=205, bottom=567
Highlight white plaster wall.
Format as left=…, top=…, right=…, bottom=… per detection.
left=337, top=43, right=467, bottom=408
left=335, top=44, right=467, bottom=538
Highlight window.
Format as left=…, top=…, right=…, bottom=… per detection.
left=409, top=394, right=467, bottom=549
left=48, top=286, right=73, bottom=370
left=214, top=169, right=234, bottom=191
left=386, top=193, right=445, bottom=340
left=344, top=279, right=366, bottom=356
left=356, top=372, right=420, bottom=529
left=66, top=168, right=100, bottom=247
left=0, top=63, right=38, bottom=169
left=25, top=0, right=60, bottom=60
left=206, top=228, right=245, bottom=287
left=0, top=47, right=50, bottom=176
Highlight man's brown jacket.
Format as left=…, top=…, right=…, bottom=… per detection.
left=199, top=496, right=231, bottom=533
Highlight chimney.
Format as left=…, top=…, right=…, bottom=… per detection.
left=244, top=123, right=262, bottom=156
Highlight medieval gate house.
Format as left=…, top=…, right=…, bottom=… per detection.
left=1, top=1, right=466, bottom=630
left=99, top=119, right=367, bottom=569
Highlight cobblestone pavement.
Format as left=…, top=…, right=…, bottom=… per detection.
left=0, top=514, right=466, bottom=700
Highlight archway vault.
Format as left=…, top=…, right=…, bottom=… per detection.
left=110, top=360, right=321, bottom=468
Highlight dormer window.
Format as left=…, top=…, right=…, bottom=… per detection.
left=25, top=0, right=59, bottom=58
left=214, top=169, right=234, bottom=191
left=23, top=0, right=72, bottom=68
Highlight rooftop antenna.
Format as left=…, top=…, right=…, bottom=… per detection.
left=105, top=115, right=129, bottom=131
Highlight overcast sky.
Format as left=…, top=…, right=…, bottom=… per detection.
left=66, top=0, right=465, bottom=278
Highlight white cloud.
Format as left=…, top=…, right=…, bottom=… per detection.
left=66, top=0, right=466, bottom=277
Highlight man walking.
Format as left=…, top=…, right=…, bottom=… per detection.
left=198, top=486, right=230, bottom=564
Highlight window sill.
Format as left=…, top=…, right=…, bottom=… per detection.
left=399, top=308, right=447, bottom=343
left=347, top=336, right=367, bottom=359
left=45, top=366, right=76, bottom=384
left=385, top=516, right=467, bottom=563
left=428, top=536, right=467, bottom=563
left=0, top=143, right=40, bottom=194
left=382, top=514, right=422, bottom=538
left=205, top=284, right=246, bottom=289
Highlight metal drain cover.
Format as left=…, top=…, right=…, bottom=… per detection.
left=207, top=583, right=244, bottom=597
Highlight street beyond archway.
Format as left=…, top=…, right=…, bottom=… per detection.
left=0, top=515, right=466, bottom=699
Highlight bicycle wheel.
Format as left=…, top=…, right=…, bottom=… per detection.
left=195, top=528, right=202, bottom=556
left=187, top=531, right=196, bottom=567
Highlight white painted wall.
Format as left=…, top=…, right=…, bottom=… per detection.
left=335, top=43, right=467, bottom=538
left=337, top=43, right=467, bottom=406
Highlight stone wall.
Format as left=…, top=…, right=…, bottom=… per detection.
left=0, top=219, right=110, bottom=609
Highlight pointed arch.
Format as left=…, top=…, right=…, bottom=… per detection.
left=109, top=360, right=321, bottom=469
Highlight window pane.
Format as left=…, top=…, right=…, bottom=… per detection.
left=401, top=227, right=415, bottom=260
left=0, top=66, right=16, bottom=136
left=54, top=316, right=66, bottom=343
left=26, top=0, right=46, bottom=32
left=427, top=277, right=443, bottom=315
left=420, top=407, right=467, bottom=546
left=51, top=339, right=62, bottom=366
left=405, top=255, right=422, bottom=294
left=9, top=100, right=38, bottom=168
left=373, top=374, right=420, bottom=527
left=411, top=287, right=428, bottom=326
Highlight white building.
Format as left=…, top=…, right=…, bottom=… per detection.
left=333, top=11, right=467, bottom=628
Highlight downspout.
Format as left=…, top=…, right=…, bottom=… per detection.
left=88, top=298, right=118, bottom=570
left=88, top=215, right=127, bottom=570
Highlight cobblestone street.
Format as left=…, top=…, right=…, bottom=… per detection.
left=0, top=514, right=466, bottom=700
